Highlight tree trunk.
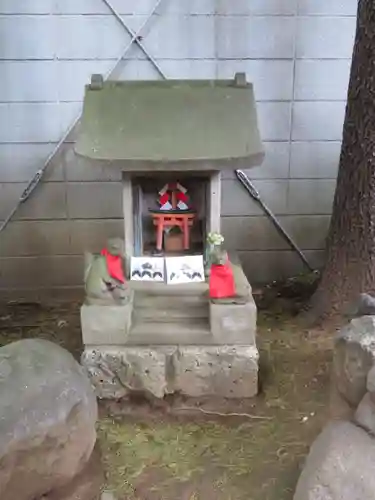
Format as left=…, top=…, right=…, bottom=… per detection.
left=307, top=0, right=375, bottom=322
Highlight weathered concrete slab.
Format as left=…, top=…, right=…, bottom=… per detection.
left=127, top=318, right=213, bottom=345
left=81, top=346, right=174, bottom=399
left=173, top=345, right=259, bottom=398
left=81, top=345, right=259, bottom=399
left=81, top=303, right=132, bottom=345
left=210, top=300, right=256, bottom=345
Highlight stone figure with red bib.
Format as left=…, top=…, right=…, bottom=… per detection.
left=84, top=238, right=128, bottom=305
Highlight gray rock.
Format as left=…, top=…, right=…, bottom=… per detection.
left=0, top=339, right=98, bottom=500
left=329, top=382, right=355, bottom=421
left=82, top=345, right=259, bottom=399
left=294, top=421, right=375, bottom=500
left=366, top=364, right=375, bottom=397
left=45, top=445, right=104, bottom=500
left=333, top=316, right=375, bottom=407
left=101, top=492, right=117, bottom=500
left=355, top=392, right=375, bottom=436
left=347, top=293, right=375, bottom=318
left=81, top=347, right=172, bottom=399
left=173, top=345, right=259, bottom=398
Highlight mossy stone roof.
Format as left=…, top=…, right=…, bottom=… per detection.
left=74, top=78, right=264, bottom=166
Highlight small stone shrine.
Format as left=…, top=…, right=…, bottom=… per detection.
left=77, top=73, right=264, bottom=400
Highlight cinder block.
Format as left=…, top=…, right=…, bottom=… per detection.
left=294, top=60, right=351, bottom=101
left=290, top=142, right=341, bottom=179
left=64, top=148, right=122, bottom=182
left=0, top=16, right=57, bottom=59
left=296, top=17, right=356, bottom=59
left=173, top=345, right=259, bottom=398
left=221, top=215, right=330, bottom=251
left=56, top=15, right=216, bottom=60
left=0, top=61, right=59, bottom=102
left=239, top=249, right=326, bottom=284
left=288, top=179, right=337, bottom=215
left=217, top=60, right=294, bottom=101
left=210, top=300, right=257, bottom=345
left=66, top=182, right=123, bottom=219
left=81, top=303, right=133, bottom=346
left=68, top=220, right=124, bottom=255
left=292, top=101, right=346, bottom=141
left=0, top=182, right=67, bottom=221
left=0, top=104, right=60, bottom=143
left=257, top=102, right=292, bottom=141
left=145, top=15, right=216, bottom=59
left=0, top=256, right=82, bottom=288
left=55, top=0, right=215, bottom=15
left=280, top=215, right=330, bottom=250
left=222, top=142, right=290, bottom=181
left=298, top=0, right=358, bottom=16
left=58, top=60, right=113, bottom=102
left=0, top=143, right=63, bottom=182
left=217, top=0, right=296, bottom=15
left=0, top=221, right=70, bottom=257
left=56, top=15, right=126, bottom=60
left=118, top=59, right=217, bottom=81
left=221, top=179, right=288, bottom=216
left=0, top=102, right=78, bottom=143
left=159, top=0, right=215, bottom=15
left=217, top=17, right=295, bottom=58
left=0, top=0, right=55, bottom=14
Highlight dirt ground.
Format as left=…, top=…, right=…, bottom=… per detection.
left=0, top=277, right=338, bottom=500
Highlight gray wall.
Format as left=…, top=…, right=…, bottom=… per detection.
left=0, top=0, right=357, bottom=297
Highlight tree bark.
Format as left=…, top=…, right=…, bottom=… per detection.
left=307, top=0, right=375, bottom=322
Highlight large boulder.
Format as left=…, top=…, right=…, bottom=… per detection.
left=0, top=339, right=98, bottom=500
left=355, top=392, right=375, bottom=436
left=294, top=421, right=375, bottom=500
left=333, top=316, right=375, bottom=407
left=354, top=365, right=375, bottom=436
left=44, top=445, right=104, bottom=500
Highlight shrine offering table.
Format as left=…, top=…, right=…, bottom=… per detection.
left=150, top=210, right=196, bottom=251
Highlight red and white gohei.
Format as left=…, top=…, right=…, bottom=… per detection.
left=158, top=182, right=189, bottom=211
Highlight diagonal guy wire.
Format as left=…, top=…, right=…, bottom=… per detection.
left=101, top=0, right=167, bottom=79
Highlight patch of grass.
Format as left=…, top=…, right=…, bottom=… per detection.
left=0, top=298, right=334, bottom=500
left=98, top=311, right=333, bottom=500
left=98, top=416, right=310, bottom=499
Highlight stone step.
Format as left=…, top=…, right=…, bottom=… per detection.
left=130, top=280, right=208, bottom=297
left=133, top=302, right=209, bottom=322
left=128, top=317, right=213, bottom=345
left=133, top=293, right=208, bottom=309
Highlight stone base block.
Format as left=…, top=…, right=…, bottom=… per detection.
left=81, top=302, right=132, bottom=346
left=81, top=345, right=259, bottom=400
left=210, top=300, right=256, bottom=345
left=174, top=345, right=258, bottom=398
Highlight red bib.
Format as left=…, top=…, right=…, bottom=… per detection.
left=209, top=260, right=235, bottom=299
left=101, top=248, right=126, bottom=283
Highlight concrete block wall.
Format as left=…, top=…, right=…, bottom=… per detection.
left=0, top=0, right=358, bottom=297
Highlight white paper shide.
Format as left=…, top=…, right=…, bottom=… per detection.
left=130, top=257, right=165, bottom=282
left=165, top=255, right=205, bottom=285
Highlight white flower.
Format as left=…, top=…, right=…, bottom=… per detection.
left=207, top=232, right=224, bottom=245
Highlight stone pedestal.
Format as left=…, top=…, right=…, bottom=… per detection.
left=80, top=254, right=259, bottom=399
left=81, top=301, right=133, bottom=346
left=82, top=345, right=258, bottom=399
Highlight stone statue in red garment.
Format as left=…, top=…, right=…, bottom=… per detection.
left=84, top=238, right=128, bottom=305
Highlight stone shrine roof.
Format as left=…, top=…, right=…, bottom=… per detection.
left=74, top=74, right=264, bottom=168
